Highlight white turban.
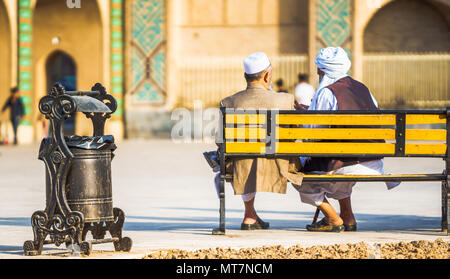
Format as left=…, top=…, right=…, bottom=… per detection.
left=315, top=47, right=351, bottom=91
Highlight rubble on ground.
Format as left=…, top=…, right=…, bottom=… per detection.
left=144, top=239, right=449, bottom=259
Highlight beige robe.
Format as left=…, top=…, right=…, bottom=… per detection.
left=220, top=83, right=304, bottom=195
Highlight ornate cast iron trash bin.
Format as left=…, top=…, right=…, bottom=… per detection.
left=23, top=83, right=132, bottom=256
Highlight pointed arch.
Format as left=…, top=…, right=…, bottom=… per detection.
left=364, top=0, right=450, bottom=53
left=45, top=50, right=77, bottom=91
left=0, top=0, right=11, bottom=115
left=33, top=0, right=103, bottom=136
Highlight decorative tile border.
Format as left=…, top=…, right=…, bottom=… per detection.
left=316, top=0, right=352, bottom=57
left=18, top=0, right=33, bottom=125
left=127, top=0, right=166, bottom=105
left=110, top=0, right=124, bottom=120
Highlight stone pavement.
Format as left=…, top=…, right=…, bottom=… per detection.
left=0, top=139, right=448, bottom=259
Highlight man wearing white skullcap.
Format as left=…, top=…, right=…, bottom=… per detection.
left=243, top=52, right=272, bottom=76
left=213, top=52, right=303, bottom=230
left=292, top=47, right=400, bottom=232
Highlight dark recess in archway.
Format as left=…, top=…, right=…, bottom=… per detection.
left=46, top=51, right=77, bottom=135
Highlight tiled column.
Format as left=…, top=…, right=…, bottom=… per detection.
left=309, top=0, right=353, bottom=85
left=17, top=0, right=33, bottom=143
left=110, top=0, right=124, bottom=121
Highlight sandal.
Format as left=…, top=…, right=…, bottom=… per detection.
left=241, top=217, right=270, bottom=230
left=306, top=218, right=344, bottom=232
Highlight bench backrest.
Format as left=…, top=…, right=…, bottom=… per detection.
left=220, top=108, right=449, bottom=159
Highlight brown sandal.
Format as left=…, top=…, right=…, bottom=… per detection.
left=306, top=218, right=344, bottom=232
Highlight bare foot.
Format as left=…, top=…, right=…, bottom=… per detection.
left=242, top=217, right=257, bottom=224
left=242, top=212, right=260, bottom=224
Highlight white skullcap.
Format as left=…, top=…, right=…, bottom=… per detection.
left=315, top=47, right=351, bottom=79
left=243, top=52, right=271, bottom=74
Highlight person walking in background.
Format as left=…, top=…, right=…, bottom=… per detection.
left=294, top=73, right=315, bottom=110
left=1, top=87, right=24, bottom=145
left=275, top=78, right=289, bottom=93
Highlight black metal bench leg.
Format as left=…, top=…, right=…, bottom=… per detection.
left=447, top=190, right=450, bottom=236
left=442, top=180, right=448, bottom=233
left=442, top=178, right=450, bottom=236
left=212, top=176, right=225, bottom=235
left=446, top=107, right=449, bottom=235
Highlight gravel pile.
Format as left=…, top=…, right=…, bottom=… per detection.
left=144, top=239, right=449, bottom=259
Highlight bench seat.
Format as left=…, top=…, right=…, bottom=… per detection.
left=213, top=108, right=449, bottom=236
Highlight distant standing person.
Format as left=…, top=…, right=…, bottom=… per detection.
left=1, top=87, right=24, bottom=145
left=294, top=74, right=315, bottom=110
left=275, top=78, right=288, bottom=93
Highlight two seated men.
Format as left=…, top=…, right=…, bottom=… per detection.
left=206, top=48, right=400, bottom=232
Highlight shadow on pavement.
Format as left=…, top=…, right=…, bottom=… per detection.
left=1, top=211, right=443, bottom=235
left=0, top=245, right=24, bottom=255
left=0, top=217, right=29, bottom=226
left=122, top=208, right=442, bottom=234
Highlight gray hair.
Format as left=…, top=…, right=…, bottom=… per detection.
left=244, top=65, right=272, bottom=82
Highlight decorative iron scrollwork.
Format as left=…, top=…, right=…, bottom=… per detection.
left=51, top=151, right=63, bottom=164
left=83, top=83, right=118, bottom=137
left=25, top=83, right=131, bottom=256
left=39, top=83, right=77, bottom=121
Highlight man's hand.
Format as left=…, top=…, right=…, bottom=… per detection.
left=294, top=100, right=309, bottom=111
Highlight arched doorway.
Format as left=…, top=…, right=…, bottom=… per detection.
left=362, top=0, right=450, bottom=108
left=46, top=51, right=77, bottom=135
left=33, top=0, right=103, bottom=136
left=0, top=0, right=11, bottom=121
left=364, top=0, right=449, bottom=53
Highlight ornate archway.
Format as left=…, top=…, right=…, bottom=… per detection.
left=0, top=0, right=11, bottom=120
left=364, top=0, right=450, bottom=53
left=32, top=0, right=103, bottom=136
left=362, top=0, right=450, bottom=108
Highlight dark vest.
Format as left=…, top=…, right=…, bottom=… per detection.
left=303, top=76, right=384, bottom=173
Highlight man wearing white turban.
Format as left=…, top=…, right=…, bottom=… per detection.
left=293, top=47, right=400, bottom=232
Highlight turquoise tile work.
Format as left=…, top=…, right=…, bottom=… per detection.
left=128, top=0, right=166, bottom=105
left=111, top=0, right=124, bottom=119
left=18, top=0, right=33, bottom=125
left=316, top=0, right=352, bottom=57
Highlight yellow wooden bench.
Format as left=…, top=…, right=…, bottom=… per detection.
left=213, top=107, right=449, bottom=235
